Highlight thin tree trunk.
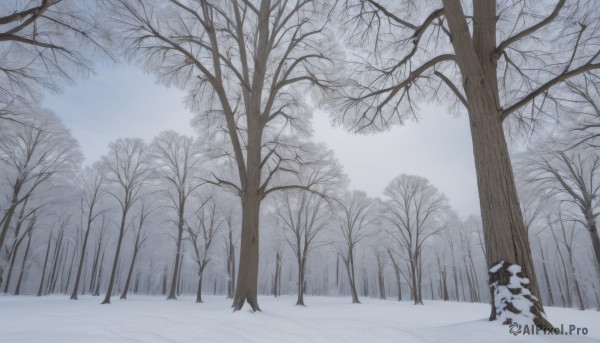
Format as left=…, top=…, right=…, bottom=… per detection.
left=89, top=243, right=100, bottom=294
left=296, top=257, right=306, bottom=305
left=71, top=211, right=96, bottom=299
left=101, top=208, right=128, bottom=304
left=538, top=241, right=554, bottom=306
left=120, top=239, right=140, bottom=300
left=37, top=232, right=53, bottom=296
left=168, top=200, right=185, bottom=300
left=586, top=220, right=600, bottom=278
left=227, top=235, right=236, bottom=299
left=378, top=260, right=386, bottom=300
left=0, top=180, right=23, bottom=251
left=196, top=270, right=204, bottom=303
left=49, top=240, right=67, bottom=294
left=273, top=251, right=281, bottom=297
left=14, top=232, right=32, bottom=295
left=64, top=244, right=77, bottom=294
left=93, top=249, right=105, bottom=296
left=552, top=230, right=573, bottom=307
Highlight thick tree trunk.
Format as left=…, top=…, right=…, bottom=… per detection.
left=442, top=0, right=546, bottom=322
left=37, top=233, right=53, bottom=296
left=232, top=190, right=261, bottom=311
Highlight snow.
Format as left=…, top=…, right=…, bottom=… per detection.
left=0, top=295, right=599, bottom=342
left=489, top=261, right=504, bottom=273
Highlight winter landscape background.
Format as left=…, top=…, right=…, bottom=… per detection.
left=2, top=1, right=600, bottom=342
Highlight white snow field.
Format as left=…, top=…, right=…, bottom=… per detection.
left=1, top=295, right=599, bottom=343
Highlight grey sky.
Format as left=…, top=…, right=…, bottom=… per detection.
left=43, top=63, right=480, bottom=217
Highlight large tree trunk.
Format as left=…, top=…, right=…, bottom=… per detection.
left=232, top=194, right=261, bottom=311
left=442, top=0, right=546, bottom=323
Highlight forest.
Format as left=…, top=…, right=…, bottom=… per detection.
left=1, top=1, right=600, bottom=341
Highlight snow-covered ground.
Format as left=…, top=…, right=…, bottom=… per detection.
left=0, top=295, right=598, bottom=342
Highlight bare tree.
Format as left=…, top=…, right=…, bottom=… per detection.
left=548, top=212, right=586, bottom=310
left=187, top=195, right=223, bottom=303
left=0, top=0, right=109, bottom=122
left=70, top=164, right=105, bottom=300
left=150, top=130, right=203, bottom=300
left=333, top=0, right=600, bottom=325
left=105, top=0, right=340, bottom=311
left=120, top=200, right=152, bottom=300
left=382, top=174, right=447, bottom=305
left=0, top=110, right=81, bottom=268
left=101, top=138, right=150, bottom=304
left=524, top=148, right=600, bottom=281
left=275, top=191, right=330, bottom=306
left=334, top=190, right=372, bottom=304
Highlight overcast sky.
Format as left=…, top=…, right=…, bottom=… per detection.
left=43, top=63, right=480, bottom=217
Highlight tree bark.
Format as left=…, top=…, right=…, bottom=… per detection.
left=232, top=187, right=261, bottom=311
left=442, top=0, right=546, bottom=320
